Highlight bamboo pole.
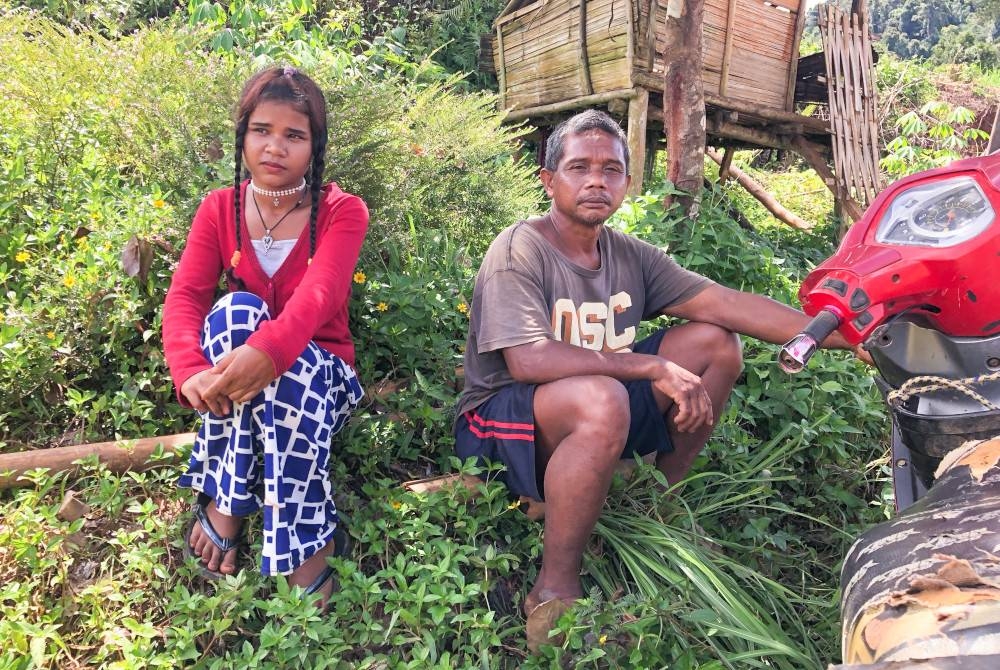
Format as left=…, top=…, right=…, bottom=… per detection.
left=0, top=433, right=196, bottom=490
left=579, top=0, right=594, bottom=95
left=496, top=24, right=508, bottom=109
left=706, top=148, right=812, bottom=229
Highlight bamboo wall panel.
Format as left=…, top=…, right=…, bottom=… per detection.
left=496, top=0, right=802, bottom=113
left=497, top=0, right=630, bottom=110
left=820, top=4, right=881, bottom=208
left=643, top=0, right=798, bottom=109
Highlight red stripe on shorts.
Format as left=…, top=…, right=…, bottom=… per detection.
left=467, top=411, right=534, bottom=432
left=466, top=422, right=535, bottom=441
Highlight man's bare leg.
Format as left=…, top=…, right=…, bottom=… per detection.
left=522, top=375, right=630, bottom=615
left=652, top=323, right=744, bottom=484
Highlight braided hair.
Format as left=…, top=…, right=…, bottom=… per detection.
left=228, top=65, right=328, bottom=284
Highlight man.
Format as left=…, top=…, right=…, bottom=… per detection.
left=454, top=110, right=857, bottom=651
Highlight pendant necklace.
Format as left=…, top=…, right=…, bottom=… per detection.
left=250, top=178, right=306, bottom=207
left=252, top=190, right=303, bottom=255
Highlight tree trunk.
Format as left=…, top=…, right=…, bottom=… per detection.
left=662, top=0, right=706, bottom=219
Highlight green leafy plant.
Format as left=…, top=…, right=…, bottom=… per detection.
left=880, top=100, right=990, bottom=178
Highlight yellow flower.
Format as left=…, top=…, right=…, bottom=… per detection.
left=376, top=302, right=389, bottom=312
left=598, top=634, right=607, bottom=645
left=152, top=199, right=166, bottom=208
left=353, top=271, right=366, bottom=284
left=0, top=313, right=5, bottom=324
left=46, top=331, right=55, bottom=340
left=15, top=251, right=29, bottom=263
left=390, top=501, right=402, bottom=510
left=457, top=301, right=469, bottom=315
left=506, top=500, right=521, bottom=511
left=63, top=276, right=76, bottom=288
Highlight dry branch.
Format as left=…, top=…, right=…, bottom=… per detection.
left=706, top=148, right=812, bottom=229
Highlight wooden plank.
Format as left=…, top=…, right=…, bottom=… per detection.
left=627, top=87, right=649, bottom=194
left=645, top=0, right=657, bottom=69
left=785, top=0, right=806, bottom=111
left=497, top=0, right=548, bottom=26
left=719, top=0, right=738, bottom=96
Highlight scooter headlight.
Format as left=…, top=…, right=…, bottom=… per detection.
left=874, top=176, right=994, bottom=248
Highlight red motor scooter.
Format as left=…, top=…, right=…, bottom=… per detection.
left=778, top=153, right=1000, bottom=668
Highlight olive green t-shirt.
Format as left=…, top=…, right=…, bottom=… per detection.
left=456, top=219, right=713, bottom=417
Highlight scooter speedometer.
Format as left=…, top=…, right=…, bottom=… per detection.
left=874, top=176, right=993, bottom=247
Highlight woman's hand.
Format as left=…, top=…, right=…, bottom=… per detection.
left=181, top=369, right=229, bottom=416
left=204, top=345, right=276, bottom=405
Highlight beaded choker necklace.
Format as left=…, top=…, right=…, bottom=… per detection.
left=250, top=178, right=306, bottom=206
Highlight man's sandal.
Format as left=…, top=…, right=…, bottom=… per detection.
left=303, top=525, right=352, bottom=600
left=525, top=598, right=572, bottom=653
left=181, top=492, right=244, bottom=580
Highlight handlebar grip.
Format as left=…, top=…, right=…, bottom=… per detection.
left=778, top=310, right=841, bottom=374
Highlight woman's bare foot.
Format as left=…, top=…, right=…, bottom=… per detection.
left=288, top=536, right=341, bottom=608
left=188, top=500, right=242, bottom=575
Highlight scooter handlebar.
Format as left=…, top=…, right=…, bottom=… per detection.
left=778, top=310, right=842, bottom=374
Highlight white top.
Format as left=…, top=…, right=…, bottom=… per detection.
left=251, top=239, right=296, bottom=278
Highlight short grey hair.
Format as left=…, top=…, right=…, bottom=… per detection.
left=544, top=110, right=630, bottom=174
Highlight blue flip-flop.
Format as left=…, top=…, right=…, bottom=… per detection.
left=181, top=493, right=244, bottom=580
left=303, top=525, right=351, bottom=598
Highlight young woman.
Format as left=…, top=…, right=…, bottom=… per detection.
left=163, top=66, right=367, bottom=604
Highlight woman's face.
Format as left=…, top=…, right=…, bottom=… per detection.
left=242, top=100, right=313, bottom=190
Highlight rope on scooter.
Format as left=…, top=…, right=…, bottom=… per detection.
left=886, top=370, right=1000, bottom=411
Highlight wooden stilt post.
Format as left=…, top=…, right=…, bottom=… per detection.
left=627, top=87, right=650, bottom=195
left=662, top=0, right=706, bottom=217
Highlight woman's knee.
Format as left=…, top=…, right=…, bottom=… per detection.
left=203, top=292, right=271, bottom=359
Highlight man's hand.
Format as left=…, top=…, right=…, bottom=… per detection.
left=203, top=345, right=276, bottom=405
left=651, top=360, right=714, bottom=432
left=181, top=368, right=229, bottom=416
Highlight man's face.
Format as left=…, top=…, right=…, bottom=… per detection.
left=540, top=129, right=631, bottom=227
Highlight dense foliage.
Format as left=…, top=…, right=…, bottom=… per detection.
left=867, top=0, right=1000, bottom=67
left=2, top=0, right=995, bottom=667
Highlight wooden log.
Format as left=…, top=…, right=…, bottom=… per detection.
left=706, top=118, right=793, bottom=150
left=632, top=70, right=831, bottom=132
left=627, top=87, right=650, bottom=195
left=706, top=148, right=812, bottom=229
left=793, top=136, right=864, bottom=222
left=717, top=146, right=734, bottom=181
left=504, top=88, right=637, bottom=121
left=0, top=433, right=196, bottom=490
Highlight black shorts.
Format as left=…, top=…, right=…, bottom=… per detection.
left=454, top=329, right=672, bottom=501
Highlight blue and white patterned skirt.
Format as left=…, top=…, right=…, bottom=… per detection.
left=178, top=291, right=363, bottom=575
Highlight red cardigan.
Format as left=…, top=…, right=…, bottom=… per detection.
left=163, top=181, right=368, bottom=404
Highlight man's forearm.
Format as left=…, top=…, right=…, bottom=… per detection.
left=669, top=286, right=854, bottom=350
left=503, top=339, right=666, bottom=385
